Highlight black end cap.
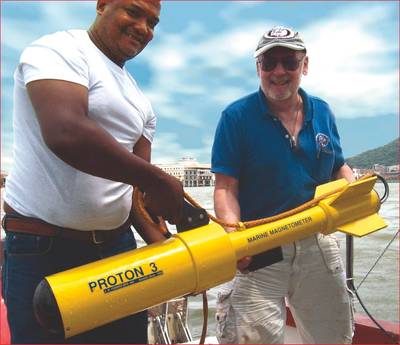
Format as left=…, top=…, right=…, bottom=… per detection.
left=33, top=279, right=65, bottom=337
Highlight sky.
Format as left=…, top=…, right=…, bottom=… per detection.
left=1, top=1, right=399, bottom=172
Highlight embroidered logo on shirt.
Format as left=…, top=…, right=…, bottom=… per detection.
left=316, top=133, right=330, bottom=148
left=316, top=133, right=332, bottom=158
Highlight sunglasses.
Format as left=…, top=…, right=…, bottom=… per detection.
left=258, top=55, right=305, bottom=72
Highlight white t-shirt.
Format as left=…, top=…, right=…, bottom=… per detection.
left=4, top=30, right=156, bottom=230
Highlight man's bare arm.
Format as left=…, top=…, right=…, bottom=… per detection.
left=214, top=173, right=241, bottom=232
left=130, top=135, right=168, bottom=244
left=334, top=163, right=356, bottom=183
left=214, top=173, right=251, bottom=271
left=27, top=79, right=183, bottom=223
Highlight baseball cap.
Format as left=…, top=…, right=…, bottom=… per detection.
left=254, top=26, right=306, bottom=58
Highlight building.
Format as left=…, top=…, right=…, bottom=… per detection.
left=154, top=164, right=186, bottom=182
left=156, top=157, right=215, bottom=187
left=352, top=164, right=399, bottom=181
left=183, top=165, right=214, bottom=187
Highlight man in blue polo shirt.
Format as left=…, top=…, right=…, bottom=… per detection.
left=212, top=26, right=355, bottom=344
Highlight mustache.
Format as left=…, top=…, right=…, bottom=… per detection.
left=270, top=77, right=290, bottom=84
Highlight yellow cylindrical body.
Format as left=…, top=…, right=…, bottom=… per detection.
left=228, top=186, right=381, bottom=259
left=229, top=207, right=327, bottom=259
left=176, top=222, right=237, bottom=293
left=319, top=189, right=381, bottom=235
left=47, top=222, right=236, bottom=338
left=40, top=177, right=384, bottom=338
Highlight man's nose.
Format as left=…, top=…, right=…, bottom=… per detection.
left=272, top=60, right=286, bottom=74
left=134, top=18, right=151, bottom=37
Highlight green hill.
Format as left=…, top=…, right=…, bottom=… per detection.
left=346, top=138, right=399, bottom=169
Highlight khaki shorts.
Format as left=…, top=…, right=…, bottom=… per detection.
left=215, top=234, right=354, bottom=344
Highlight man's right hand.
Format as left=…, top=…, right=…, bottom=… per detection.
left=143, top=171, right=184, bottom=225
left=237, top=256, right=252, bottom=274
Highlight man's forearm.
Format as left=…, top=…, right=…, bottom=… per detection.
left=334, top=163, right=355, bottom=183
left=130, top=209, right=167, bottom=244
left=27, top=79, right=163, bottom=191
left=214, top=188, right=241, bottom=233
left=214, top=175, right=252, bottom=272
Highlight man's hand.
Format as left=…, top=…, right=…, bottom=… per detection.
left=214, top=173, right=251, bottom=273
left=143, top=172, right=184, bottom=225
left=132, top=136, right=184, bottom=226
left=237, top=256, right=252, bottom=274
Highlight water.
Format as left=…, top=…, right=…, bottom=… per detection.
left=169, top=183, right=399, bottom=338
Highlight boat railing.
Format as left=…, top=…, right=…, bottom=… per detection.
left=148, top=297, right=193, bottom=344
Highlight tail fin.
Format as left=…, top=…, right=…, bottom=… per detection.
left=315, top=176, right=388, bottom=237
left=336, top=213, right=387, bottom=237
left=314, top=178, right=348, bottom=199
left=314, top=176, right=377, bottom=206
left=329, top=176, right=377, bottom=208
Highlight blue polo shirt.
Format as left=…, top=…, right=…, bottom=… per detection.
left=211, top=88, right=345, bottom=221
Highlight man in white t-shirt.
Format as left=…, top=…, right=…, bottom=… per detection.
left=2, top=0, right=184, bottom=343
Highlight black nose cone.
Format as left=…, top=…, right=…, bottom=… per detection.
left=33, top=279, right=64, bottom=337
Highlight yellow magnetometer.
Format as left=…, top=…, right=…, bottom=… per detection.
left=33, top=176, right=387, bottom=338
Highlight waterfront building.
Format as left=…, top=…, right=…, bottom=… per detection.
left=352, top=164, right=399, bottom=181
left=156, top=157, right=215, bottom=187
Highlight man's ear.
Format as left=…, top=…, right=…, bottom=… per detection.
left=256, top=61, right=261, bottom=77
left=302, top=56, right=309, bottom=76
left=96, top=0, right=109, bottom=15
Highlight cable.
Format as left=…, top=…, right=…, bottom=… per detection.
left=374, top=173, right=390, bottom=203
left=135, top=173, right=391, bottom=342
left=350, top=174, right=397, bottom=343
left=350, top=279, right=398, bottom=343
left=135, top=173, right=378, bottom=233
left=356, top=229, right=399, bottom=290
left=184, top=173, right=377, bottom=230
left=199, top=291, right=208, bottom=344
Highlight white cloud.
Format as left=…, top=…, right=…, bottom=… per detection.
left=220, top=1, right=265, bottom=23
left=0, top=155, right=13, bottom=173
left=152, top=132, right=211, bottom=164
left=141, top=24, right=264, bottom=126
left=41, top=1, right=95, bottom=29
left=301, top=5, right=398, bottom=117
left=2, top=2, right=94, bottom=53
left=157, top=49, right=186, bottom=70
left=145, top=2, right=397, bottom=128
left=144, top=2, right=397, bottom=162
left=210, top=87, right=249, bottom=105
left=2, top=85, right=14, bottom=107
left=1, top=1, right=397, bottom=167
